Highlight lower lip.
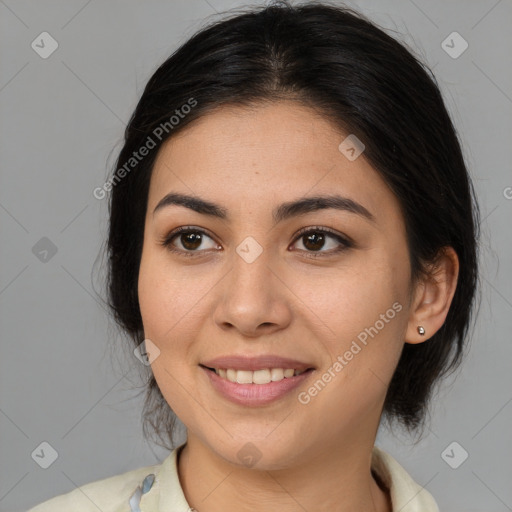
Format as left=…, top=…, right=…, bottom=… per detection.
left=201, top=366, right=314, bottom=406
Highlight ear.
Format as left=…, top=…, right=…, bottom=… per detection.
left=405, top=246, right=459, bottom=344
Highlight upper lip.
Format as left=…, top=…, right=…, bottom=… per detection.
left=201, top=355, right=315, bottom=372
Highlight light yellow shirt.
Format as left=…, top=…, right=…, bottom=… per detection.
left=27, top=444, right=439, bottom=512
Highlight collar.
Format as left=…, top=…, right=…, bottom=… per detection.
left=135, top=443, right=439, bottom=512
left=371, top=445, right=439, bottom=512
left=137, top=443, right=189, bottom=511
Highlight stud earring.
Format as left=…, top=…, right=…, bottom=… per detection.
left=417, top=326, right=425, bottom=335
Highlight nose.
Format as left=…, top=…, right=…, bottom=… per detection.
left=212, top=245, right=292, bottom=338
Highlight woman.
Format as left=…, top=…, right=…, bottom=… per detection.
left=28, top=1, right=480, bottom=511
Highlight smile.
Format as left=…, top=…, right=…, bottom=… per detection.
left=205, top=367, right=309, bottom=384
left=200, top=364, right=315, bottom=406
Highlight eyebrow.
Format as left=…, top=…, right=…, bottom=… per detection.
left=153, top=192, right=376, bottom=225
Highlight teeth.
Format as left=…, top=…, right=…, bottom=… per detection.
left=252, top=369, right=271, bottom=384
left=271, top=368, right=284, bottom=381
left=213, top=367, right=308, bottom=384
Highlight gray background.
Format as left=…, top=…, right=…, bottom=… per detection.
left=1, top=0, right=511, bottom=511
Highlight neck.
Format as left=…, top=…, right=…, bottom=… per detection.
left=177, top=435, right=391, bottom=512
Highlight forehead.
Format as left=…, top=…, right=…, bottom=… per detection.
left=148, top=102, right=401, bottom=224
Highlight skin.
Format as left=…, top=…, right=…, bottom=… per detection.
left=138, top=101, right=459, bottom=512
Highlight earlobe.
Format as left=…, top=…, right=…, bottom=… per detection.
left=405, top=246, right=460, bottom=344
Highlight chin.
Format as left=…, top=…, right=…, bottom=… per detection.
left=206, top=434, right=306, bottom=471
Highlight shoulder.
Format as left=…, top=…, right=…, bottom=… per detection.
left=372, top=446, right=440, bottom=512
left=26, top=460, right=162, bottom=512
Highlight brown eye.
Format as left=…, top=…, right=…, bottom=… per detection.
left=160, top=227, right=219, bottom=257
left=301, top=232, right=327, bottom=251
left=291, top=227, right=353, bottom=258
left=160, top=225, right=353, bottom=259
left=178, top=231, right=203, bottom=251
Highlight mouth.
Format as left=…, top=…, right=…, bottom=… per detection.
left=200, top=365, right=313, bottom=384
left=199, top=354, right=316, bottom=405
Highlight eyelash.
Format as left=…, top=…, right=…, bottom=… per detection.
left=159, top=225, right=354, bottom=259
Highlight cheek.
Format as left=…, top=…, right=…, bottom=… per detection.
left=289, top=250, right=409, bottom=392
left=137, top=248, right=212, bottom=341
left=137, top=251, right=209, bottom=426
left=294, top=254, right=407, bottom=336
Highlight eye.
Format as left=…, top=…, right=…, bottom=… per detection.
left=290, top=226, right=353, bottom=258
left=159, top=226, right=220, bottom=258
left=160, top=225, right=353, bottom=259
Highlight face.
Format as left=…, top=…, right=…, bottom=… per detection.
left=138, top=101, right=414, bottom=469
